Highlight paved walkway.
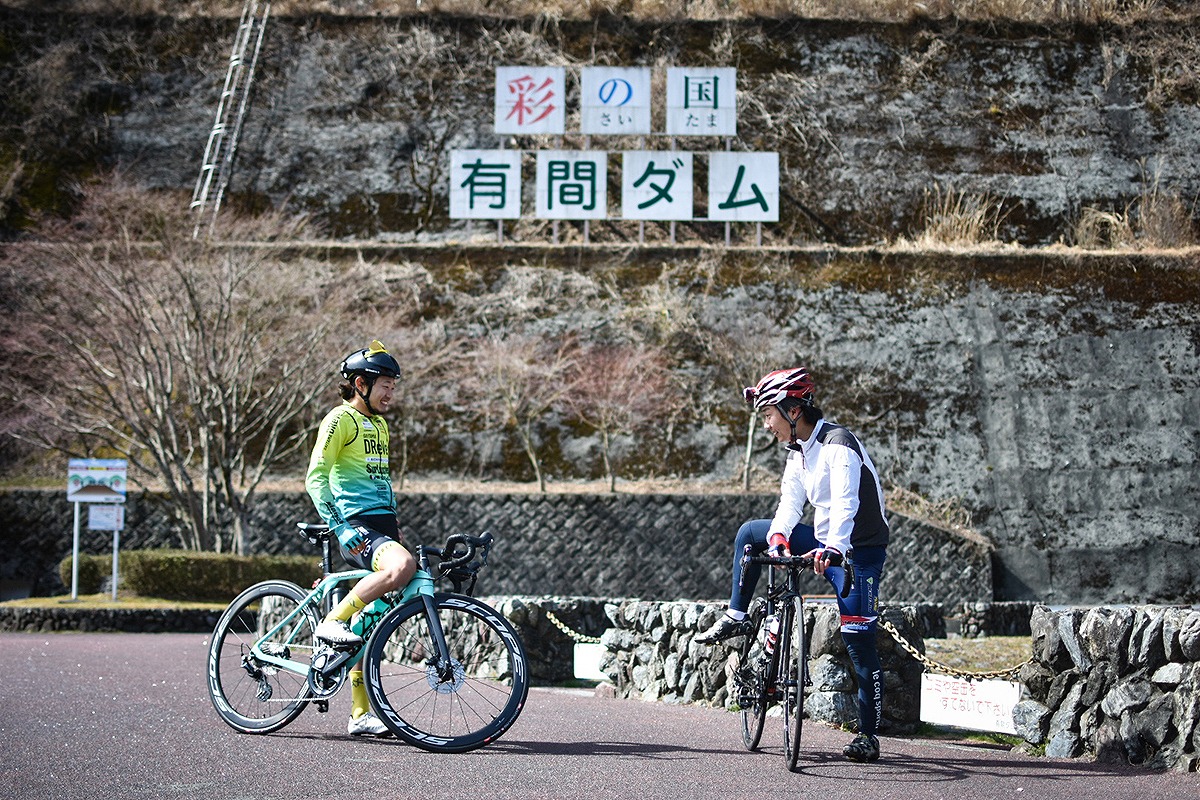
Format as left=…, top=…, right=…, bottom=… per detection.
left=1, top=633, right=1196, bottom=799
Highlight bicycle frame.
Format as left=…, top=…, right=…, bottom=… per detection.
left=248, top=567, right=435, bottom=678
left=755, top=564, right=806, bottom=700
left=736, top=547, right=852, bottom=768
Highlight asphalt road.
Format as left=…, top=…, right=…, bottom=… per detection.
left=1, top=633, right=1196, bottom=800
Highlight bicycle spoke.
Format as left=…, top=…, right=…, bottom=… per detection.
left=364, top=594, right=528, bottom=752
left=206, top=581, right=318, bottom=734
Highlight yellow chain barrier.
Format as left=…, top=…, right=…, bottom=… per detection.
left=543, top=609, right=603, bottom=644
left=881, top=619, right=1031, bottom=681
left=546, top=610, right=1029, bottom=679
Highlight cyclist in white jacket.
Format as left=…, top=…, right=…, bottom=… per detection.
left=697, top=367, right=889, bottom=763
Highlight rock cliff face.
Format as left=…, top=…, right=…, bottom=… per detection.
left=2, top=12, right=1198, bottom=605
left=4, top=12, right=1200, bottom=242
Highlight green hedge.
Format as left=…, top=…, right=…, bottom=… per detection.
left=59, top=550, right=323, bottom=603
left=59, top=554, right=111, bottom=595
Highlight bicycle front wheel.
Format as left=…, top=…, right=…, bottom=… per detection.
left=206, top=580, right=320, bottom=734
left=737, top=603, right=768, bottom=751
left=783, top=597, right=806, bottom=771
left=363, top=593, right=529, bottom=753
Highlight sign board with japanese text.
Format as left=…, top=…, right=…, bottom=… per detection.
left=707, top=151, right=779, bottom=222
left=494, top=66, right=566, bottom=135
left=621, top=151, right=693, bottom=220
left=666, top=67, right=737, bottom=136
left=581, top=66, right=652, bottom=135
left=920, top=673, right=1019, bottom=734
left=450, top=149, right=522, bottom=219
left=67, top=458, right=127, bottom=503
left=535, top=151, right=608, bottom=220
left=88, top=504, right=125, bottom=531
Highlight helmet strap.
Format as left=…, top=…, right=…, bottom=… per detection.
left=354, top=375, right=382, bottom=416
left=784, top=404, right=804, bottom=444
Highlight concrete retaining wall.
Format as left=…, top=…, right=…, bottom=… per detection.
left=0, top=489, right=993, bottom=609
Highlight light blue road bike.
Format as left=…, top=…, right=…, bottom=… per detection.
left=206, top=523, right=528, bottom=752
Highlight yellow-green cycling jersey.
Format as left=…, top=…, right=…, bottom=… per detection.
left=305, top=402, right=395, bottom=546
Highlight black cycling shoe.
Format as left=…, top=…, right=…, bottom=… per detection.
left=696, top=614, right=752, bottom=644
left=843, top=733, right=880, bottom=762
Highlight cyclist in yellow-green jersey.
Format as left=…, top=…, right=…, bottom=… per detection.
left=305, top=340, right=417, bottom=738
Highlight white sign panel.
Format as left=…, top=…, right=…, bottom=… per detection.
left=581, top=66, right=652, bottom=135
left=535, top=151, right=608, bottom=220
left=707, top=151, right=779, bottom=222
left=666, top=67, right=737, bottom=136
left=621, top=151, right=693, bottom=220
left=67, top=458, right=127, bottom=503
left=494, top=66, right=566, bottom=135
left=920, top=674, right=1020, bottom=734
left=450, top=150, right=522, bottom=219
left=88, top=504, right=125, bottom=531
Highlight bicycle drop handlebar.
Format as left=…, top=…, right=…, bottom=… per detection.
left=739, top=545, right=854, bottom=598
left=423, top=531, right=494, bottom=573
left=295, top=523, right=495, bottom=594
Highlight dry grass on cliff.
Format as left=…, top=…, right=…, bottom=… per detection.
left=8, top=0, right=1197, bottom=25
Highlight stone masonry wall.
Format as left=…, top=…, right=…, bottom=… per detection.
left=1014, top=604, right=1200, bottom=772
left=598, top=599, right=927, bottom=732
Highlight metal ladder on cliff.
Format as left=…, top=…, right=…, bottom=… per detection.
left=190, top=0, right=271, bottom=239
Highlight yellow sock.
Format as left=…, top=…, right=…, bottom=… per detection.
left=350, top=670, right=369, bottom=719
left=326, top=590, right=367, bottom=624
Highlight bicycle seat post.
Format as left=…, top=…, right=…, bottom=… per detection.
left=321, top=535, right=345, bottom=607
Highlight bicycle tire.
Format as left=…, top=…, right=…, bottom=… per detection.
left=363, top=593, right=529, bottom=753
left=738, top=601, right=768, bottom=751
left=783, top=596, right=806, bottom=771
left=207, top=580, right=320, bottom=734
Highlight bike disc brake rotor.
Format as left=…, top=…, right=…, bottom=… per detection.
left=425, top=658, right=466, bottom=694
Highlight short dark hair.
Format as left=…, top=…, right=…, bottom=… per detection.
left=778, top=396, right=823, bottom=424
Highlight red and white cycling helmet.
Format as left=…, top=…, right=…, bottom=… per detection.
left=743, top=368, right=815, bottom=411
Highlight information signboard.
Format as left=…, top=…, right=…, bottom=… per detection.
left=920, top=673, right=1020, bottom=734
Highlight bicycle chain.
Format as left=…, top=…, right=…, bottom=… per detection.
left=544, top=609, right=603, bottom=644
left=880, top=619, right=1030, bottom=681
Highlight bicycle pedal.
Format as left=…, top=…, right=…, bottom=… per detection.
left=315, top=700, right=329, bottom=713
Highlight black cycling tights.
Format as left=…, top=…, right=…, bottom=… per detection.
left=843, top=630, right=883, bottom=737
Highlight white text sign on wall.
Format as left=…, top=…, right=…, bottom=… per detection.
left=666, top=67, right=737, bottom=137
left=535, top=151, right=609, bottom=220
left=494, top=66, right=566, bottom=135
left=707, top=151, right=779, bottom=222
left=450, top=149, right=522, bottom=219
left=581, top=66, right=652, bottom=135
left=621, top=151, right=693, bottom=220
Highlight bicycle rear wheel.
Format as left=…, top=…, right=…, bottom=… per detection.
left=737, top=601, right=768, bottom=751
left=207, top=580, right=319, bottom=734
left=783, top=596, right=806, bottom=771
left=363, top=593, right=529, bottom=753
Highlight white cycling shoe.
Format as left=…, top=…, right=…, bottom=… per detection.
left=314, top=618, right=363, bottom=645
left=347, top=712, right=392, bottom=737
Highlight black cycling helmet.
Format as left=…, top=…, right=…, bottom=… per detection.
left=340, top=340, right=400, bottom=416
left=340, top=340, right=401, bottom=382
